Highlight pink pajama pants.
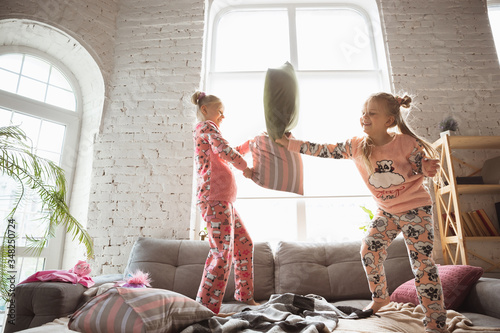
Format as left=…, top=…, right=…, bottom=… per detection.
left=196, top=200, right=255, bottom=314
left=360, top=206, right=447, bottom=333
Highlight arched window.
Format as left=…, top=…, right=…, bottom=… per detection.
left=202, top=1, right=390, bottom=245
left=0, top=53, right=77, bottom=111
left=0, top=49, right=81, bottom=282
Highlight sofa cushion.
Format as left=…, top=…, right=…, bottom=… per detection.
left=124, top=238, right=274, bottom=302
left=390, top=264, right=484, bottom=310
left=462, top=277, right=500, bottom=320
left=274, top=236, right=413, bottom=301
left=69, top=287, right=214, bottom=333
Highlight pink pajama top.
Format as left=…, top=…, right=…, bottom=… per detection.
left=194, top=120, right=250, bottom=203
left=288, top=134, right=433, bottom=214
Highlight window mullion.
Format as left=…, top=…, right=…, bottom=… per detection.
left=288, top=6, right=298, bottom=68
left=297, top=199, right=307, bottom=241
left=15, top=54, right=25, bottom=94
left=45, top=66, right=52, bottom=103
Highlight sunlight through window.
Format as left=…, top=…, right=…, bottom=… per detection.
left=206, top=3, right=388, bottom=244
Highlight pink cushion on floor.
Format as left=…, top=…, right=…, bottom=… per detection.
left=390, top=264, right=483, bottom=310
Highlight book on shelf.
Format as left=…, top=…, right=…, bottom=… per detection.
left=456, top=176, right=484, bottom=184
left=476, top=209, right=500, bottom=236
left=496, top=202, right=500, bottom=230
left=468, top=210, right=489, bottom=236
left=466, top=210, right=500, bottom=236
left=461, top=212, right=479, bottom=236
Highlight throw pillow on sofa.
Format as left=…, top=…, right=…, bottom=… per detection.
left=263, top=61, right=300, bottom=140
left=69, top=287, right=214, bottom=333
left=390, top=264, right=484, bottom=310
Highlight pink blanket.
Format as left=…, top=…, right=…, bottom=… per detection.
left=19, top=270, right=94, bottom=288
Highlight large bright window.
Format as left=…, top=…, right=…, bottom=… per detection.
left=205, top=2, right=389, bottom=244
left=0, top=50, right=80, bottom=282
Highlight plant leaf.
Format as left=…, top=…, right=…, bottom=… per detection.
left=0, top=125, right=94, bottom=301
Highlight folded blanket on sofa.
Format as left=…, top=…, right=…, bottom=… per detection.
left=335, top=302, right=500, bottom=333
left=181, top=293, right=370, bottom=333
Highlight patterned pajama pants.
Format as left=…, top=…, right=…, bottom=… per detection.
left=196, top=200, right=255, bottom=314
left=360, top=205, right=448, bottom=333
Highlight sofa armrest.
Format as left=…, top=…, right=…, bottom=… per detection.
left=460, top=277, right=500, bottom=320
left=3, top=282, right=85, bottom=333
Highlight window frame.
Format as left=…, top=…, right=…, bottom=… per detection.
left=0, top=46, right=82, bottom=270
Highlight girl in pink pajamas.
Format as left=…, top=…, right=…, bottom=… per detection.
left=277, top=92, right=448, bottom=333
left=191, top=91, right=258, bottom=315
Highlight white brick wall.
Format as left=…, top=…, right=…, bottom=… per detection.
left=87, top=0, right=205, bottom=274
left=378, top=0, right=500, bottom=138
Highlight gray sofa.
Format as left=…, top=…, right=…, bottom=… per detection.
left=5, top=236, right=500, bottom=332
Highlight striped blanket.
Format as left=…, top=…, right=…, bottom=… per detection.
left=180, top=293, right=371, bottom=333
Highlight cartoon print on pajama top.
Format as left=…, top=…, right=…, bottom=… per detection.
left=368, top=159, right=405, bottom=190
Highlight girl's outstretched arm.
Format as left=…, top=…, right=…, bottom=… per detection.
left=200, top=121, right=248, bottom=171
left=286, top=138, right=352, bottom=160
left=277, top=132, right=352, bottom=160
left=235, top=138, right=253, bottom=156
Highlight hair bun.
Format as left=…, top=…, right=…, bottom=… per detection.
left=191, top=91, right=205, bottom=105
left=396, top=95, right=412, bottom=108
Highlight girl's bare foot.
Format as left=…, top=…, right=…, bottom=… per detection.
left=216, top=312, right=236, bottom=318
left=364, top=299, right=390, bottom=314
left=246, top=299, right=260, bottom=306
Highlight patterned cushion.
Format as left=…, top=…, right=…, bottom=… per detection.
left=250, top=134, right=304, bottom=195
left=69, top=287, right=214, bottom=333
left=390, top=264, right=484, bottom=310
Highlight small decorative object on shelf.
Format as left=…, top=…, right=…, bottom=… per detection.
left=439, top=115, right=459, bottom=137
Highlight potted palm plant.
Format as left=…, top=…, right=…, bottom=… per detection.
left=0, top=125, right=93, bottom=300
